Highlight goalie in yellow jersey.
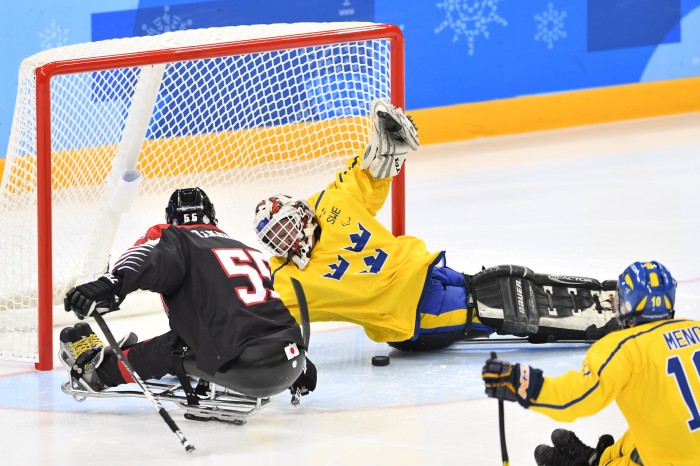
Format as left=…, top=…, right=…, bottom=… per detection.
left=482, top=261, right=700, bottom=465
left=253, top=99, right=620, bottom=352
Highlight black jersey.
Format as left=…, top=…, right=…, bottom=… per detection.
left=110, top=223, right=304, bottom=376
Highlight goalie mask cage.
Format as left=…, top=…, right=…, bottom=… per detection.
left=0, top=22, right=405, bottom=370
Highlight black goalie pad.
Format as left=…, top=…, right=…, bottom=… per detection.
left=471, top=265, right=618, bottom=342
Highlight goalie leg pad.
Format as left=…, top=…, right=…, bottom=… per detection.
left=471, top=265, right=617, bottom=341
left=471, top=265, right=540, bottom=336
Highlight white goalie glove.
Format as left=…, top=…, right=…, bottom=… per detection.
left=362, top=99, right=419, bottom=179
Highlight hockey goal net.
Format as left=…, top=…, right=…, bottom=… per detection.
left=0, top=22, right=405, bottom=369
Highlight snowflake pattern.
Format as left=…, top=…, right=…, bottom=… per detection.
left=435, top=0, right=507, bottom=56
left=534, top=3, right=567, bottom=49
left=142, top=6, right=193, bottom=35
left=38, top=20, right=70, bottom=50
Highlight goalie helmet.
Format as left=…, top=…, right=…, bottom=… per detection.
left=253, top=194, right=318, bottom=270
left=617, top=261, right=676, bottom=327
left=165, top=187, right=217, bottom=226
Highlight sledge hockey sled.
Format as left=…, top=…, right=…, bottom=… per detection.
left=60, top=374, right=281, bottom=425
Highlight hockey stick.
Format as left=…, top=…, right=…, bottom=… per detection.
left=290, top=277, right=311, bottom=348
left=92, top=312, right=195, bottom=453
left=491, top=351, right=510, bottom=466
left=289, top=277, right=312, bottom=406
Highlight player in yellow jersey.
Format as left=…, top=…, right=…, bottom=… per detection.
left=482, top=261, right=700, bottom=465
left=253, top=99, right=620, bottom=352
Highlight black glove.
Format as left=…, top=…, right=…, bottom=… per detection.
left=290, top=357, right=317, bottom=399
left=534, top=428, right=614, bottom=466
left=64, top=273, right=124, bottom=320
left=482, top=355, right=544, bottom=408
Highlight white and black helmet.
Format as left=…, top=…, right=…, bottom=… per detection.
left=253, top=194, right=318, bottom=270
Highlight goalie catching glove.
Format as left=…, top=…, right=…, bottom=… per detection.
left=64, top=273, right=125, bottom=320
left=482, top=354, right=543, bottom=408
left=362, top=99, right=419, bottom=179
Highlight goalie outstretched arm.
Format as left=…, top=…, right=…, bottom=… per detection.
left=362, top=99, right=419, bottom=180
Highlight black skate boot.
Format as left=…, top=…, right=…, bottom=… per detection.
left=74, top=322, right=105, bottom=350
left=593, top=434, right=615, bottom=462
left=59, top=323, right=108, bottom=392
left=551, top=429, right=595, bottom=461
left=75, top=321, right=138, bottom=354
left=534, top=443, right=587, bottom=466
left=535, top=429, right=615, bottom=466
left=550, top=429, right=614, bottom=465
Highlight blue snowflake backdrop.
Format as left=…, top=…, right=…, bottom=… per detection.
left=91, top=1, right=374, bottom=40
left=385, top=0, right=695, bottom=108
left=0, top=0, right=699, bottom=157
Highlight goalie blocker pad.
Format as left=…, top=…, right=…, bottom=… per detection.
left=471, top=265, right=618, bottom=342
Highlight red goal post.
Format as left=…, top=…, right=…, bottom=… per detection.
left=0, top=22, right=405, bottom=370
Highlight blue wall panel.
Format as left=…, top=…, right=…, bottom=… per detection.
left=588, top=0, right=680, bottom=51
left=93, top=1, right=373, bottom=40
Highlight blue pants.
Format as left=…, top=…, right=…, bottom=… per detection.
left=417, top=266, right=493, bottom=336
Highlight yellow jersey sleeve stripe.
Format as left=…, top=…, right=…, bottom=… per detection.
left=531, top=319, right=683, bottom=411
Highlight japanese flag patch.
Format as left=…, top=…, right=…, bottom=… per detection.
left=284, top=343, right=300, bottom=360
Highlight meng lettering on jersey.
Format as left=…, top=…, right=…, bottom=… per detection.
left=663, top=325, right=700, bottom=350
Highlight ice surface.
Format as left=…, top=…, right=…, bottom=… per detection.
left=0, top=112, right=698, bottom=465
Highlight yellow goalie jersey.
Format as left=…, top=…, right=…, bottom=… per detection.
left=269, top=156, right=442, bottom=343
left=530, top=318, right=700, bottom=465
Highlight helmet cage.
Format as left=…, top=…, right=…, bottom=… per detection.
left=616, top=261, right=676, bottom=327
left=254, top=195, right=317, bottom=270
left=259, top=206, right=304, bottom=257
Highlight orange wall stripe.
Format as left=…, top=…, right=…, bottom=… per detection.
left=410, top=76, right=700, bottom=145
left=2, top=76, right=700, bottom=184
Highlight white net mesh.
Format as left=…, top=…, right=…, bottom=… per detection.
left=0, top=22, right=399, bottom=363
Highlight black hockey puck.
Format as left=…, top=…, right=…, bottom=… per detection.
left=371, top=355, right=390, bottom=366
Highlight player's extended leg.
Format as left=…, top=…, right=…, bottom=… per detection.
left=470, top=264, right=619, bottom=342
left=388, top=266, right=493, bottom=351
left=92, top=330, right=179, bottom=387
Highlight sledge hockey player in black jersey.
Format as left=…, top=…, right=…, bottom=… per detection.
left=61, top=187, right=316, bottom=405
left=254, top=99, right=621, bottom=352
